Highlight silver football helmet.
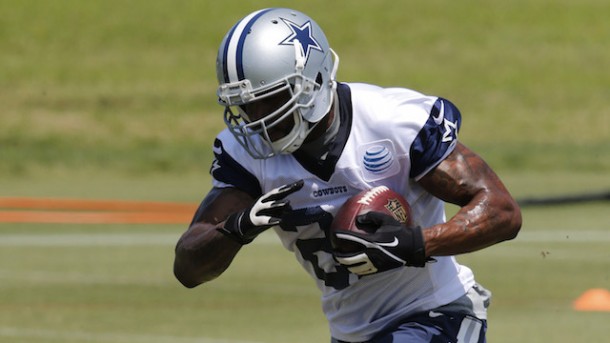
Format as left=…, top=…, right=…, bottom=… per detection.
left=216, top=8, right=339, bottom=159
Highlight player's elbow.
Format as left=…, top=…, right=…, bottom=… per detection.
left=174, top=265, right=200, bottom=289
left=173, top=244, right=228, bottom=288
left=500, top=197, right=522, bottom=242
left=173, top=223, right=241, bottom=288
left=173, top=248, right=214, bottom=289
left=173, top=260, right=215, bottom=289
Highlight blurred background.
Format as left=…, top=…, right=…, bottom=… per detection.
left=1, top=0, right=608, bottom=342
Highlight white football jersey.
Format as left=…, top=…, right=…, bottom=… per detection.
left=211, top=82, right=476, bottom=342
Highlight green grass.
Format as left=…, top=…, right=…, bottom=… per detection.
left=1, top=171, right=609, bottom=343
left=0, top=200, right=608, bottom=343
left=458, top=204, right=610, bottom=342
left=1, top=0, right=609, bottom=176
left=1, top=0, right=609, bottom=342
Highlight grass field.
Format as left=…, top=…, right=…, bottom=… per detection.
left=2, top=0, right=609, bottom=175
left=0, top=179, right=608, bottom=343
left=1, top=0, right=609, bottom=342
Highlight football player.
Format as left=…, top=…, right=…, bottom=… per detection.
left=173, top=7, right=522, bottom=343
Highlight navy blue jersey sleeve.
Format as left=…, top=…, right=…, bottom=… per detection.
left=209, top=138, right=262, bottom=198
left=409, top=97, right=462, bottom=179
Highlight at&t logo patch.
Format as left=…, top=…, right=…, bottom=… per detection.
left=358, top=140, right=400, bottom=181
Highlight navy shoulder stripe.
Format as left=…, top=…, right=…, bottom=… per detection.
left=409, top=97, right=462, bottom=178
left=210, top=138, right=262, bottom=198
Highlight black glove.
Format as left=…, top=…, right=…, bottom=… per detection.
left=218, top=180, right=304, bottom=244
left=332, top=211, right=427, bottom=275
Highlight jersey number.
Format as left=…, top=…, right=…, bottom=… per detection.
left=281, top=207, right=351, bottom=290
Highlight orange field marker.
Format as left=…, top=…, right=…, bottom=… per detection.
left=0, top=197, right=198, bottom=224
left=0, top=210, right=194, bottom=224
left=0, top=197, right=197, bottom=212
left=573, top=288, right=610, bottom=312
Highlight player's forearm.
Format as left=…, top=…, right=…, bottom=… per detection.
left=423, top=190, right=521, bottom=256
left=417, top=143, right=522, bottom=257
left=173, top=222, right=242, bottom=288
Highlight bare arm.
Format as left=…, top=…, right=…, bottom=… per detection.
left=417, top=142, right=522, bottom=257
left=173, top=187, right=254, bottom=288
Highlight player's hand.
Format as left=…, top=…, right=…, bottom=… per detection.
left=218, top=180, right=304, bottom=244
left=332, top=211, right=428, bottom=275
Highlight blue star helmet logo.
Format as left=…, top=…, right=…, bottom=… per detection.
left=279, top=18, right=323, bottom=63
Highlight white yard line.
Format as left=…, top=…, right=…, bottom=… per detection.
left=0, top=269, right=169, bottom=286
left=0, top=231, right=281, bottom=247
left=515, top=230, right=610, bottom=243
left=0, top=230, right=607, bottom=247
left=0, top=326, right=262, bottom=343
left=0, top=232, right=178, bottom=246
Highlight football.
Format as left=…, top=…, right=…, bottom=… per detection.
left=330, top=186, right=412, bottom=253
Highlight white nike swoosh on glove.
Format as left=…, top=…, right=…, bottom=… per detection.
left=377, top=237, right=399, bottom=247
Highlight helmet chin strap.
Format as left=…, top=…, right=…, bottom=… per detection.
left=294, top=91, right=340, bottom=159
left=276, top=83, right=339, bottom=156
left=271, top=109, right=315, bottom=154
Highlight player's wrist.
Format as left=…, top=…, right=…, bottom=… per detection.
left=404, top=225, right=427, bottom=267
left=217, top=211, right=255, bottom=245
